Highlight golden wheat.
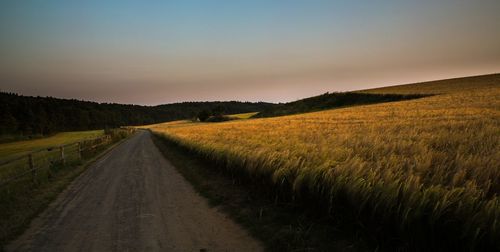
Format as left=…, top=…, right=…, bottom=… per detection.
left=147, top=75, right=500, bottom=249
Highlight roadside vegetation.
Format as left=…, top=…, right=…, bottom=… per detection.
left=0, top=128, right=135, bottom=248
left=146, top=74, right=500, bottom=250
left=152, top=133, right=369, bottom=251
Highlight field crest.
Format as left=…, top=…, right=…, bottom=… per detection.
left=362, top=73, right=500, bottom=95
left=146, top=74, right=500, bottom=249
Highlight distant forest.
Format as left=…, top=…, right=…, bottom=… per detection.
left=0, top=92, right=275, bottom=136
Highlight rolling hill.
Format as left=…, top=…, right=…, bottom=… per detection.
left=146, top=73, right=500, bottom=250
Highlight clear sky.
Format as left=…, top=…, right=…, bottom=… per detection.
left=1, top=0, right=499, bottom=105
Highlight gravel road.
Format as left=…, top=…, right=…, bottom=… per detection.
left=8, top=130, right=262, bottom=252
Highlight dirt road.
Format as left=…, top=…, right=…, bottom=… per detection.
left=8, top=131, right=262, bottom=252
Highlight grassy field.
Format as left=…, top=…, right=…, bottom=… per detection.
left=147, top=74, right=500, bottom=250
left=0, top=130, right=105, bottom=183
left=0, top=130, right=104, bottom=161
left=228, top=112, right=259, bottom=119
left=0, top=129, right=132, bottom=247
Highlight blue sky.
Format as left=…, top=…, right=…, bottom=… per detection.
left=1, top=0, right=499, bottom=104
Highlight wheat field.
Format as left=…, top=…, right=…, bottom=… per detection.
left=147, top=74, right=500, bottom=249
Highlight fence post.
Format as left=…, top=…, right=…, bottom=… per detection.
left=60, top=146, right=65, bottom=165
left=28, top=154, right=36, bottom=183
left=77, top=142, right=82, bottom=160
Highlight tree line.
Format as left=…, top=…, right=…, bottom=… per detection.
left=0, top=92, right=275, bottom=137
left=253, top=92, right=428, bottom=118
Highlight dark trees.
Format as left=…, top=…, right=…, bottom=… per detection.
left=0, top=92, right=276, bottom=136
left=197, top=110, right=211, bottom=122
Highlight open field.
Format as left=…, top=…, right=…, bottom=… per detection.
left=0, top=130, right=104, bottom=161
left=147, top=74, right=500, bottom=250
left=0, top=130, right=106, bottom=184
left=228, top=112, right=259, bottom=119
left=0, top=130, right=106, bottom=188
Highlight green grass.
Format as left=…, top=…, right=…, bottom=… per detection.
left=0, top=130, right=104, bottom=161
left=228, top=112, right=259, bottom=119
left=0, top=130, right=105, bottom=187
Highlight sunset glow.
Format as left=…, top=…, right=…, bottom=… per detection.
left=1, top=0, right=499, bottom=104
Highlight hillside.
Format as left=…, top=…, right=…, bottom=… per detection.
left=253, top=92, right=426, bottom=118
left=362, top=73, right=500, bottom=94
left=147, top=74, right=500, bottom=250
left=251, top=74, right=499, bottom=118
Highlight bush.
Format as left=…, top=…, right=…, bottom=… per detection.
left=205, top=115, right=235, bottom=122
left=197, top=110, right=211, bottom=122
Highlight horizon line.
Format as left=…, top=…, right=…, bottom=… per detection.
left=2, top=72, right=498, bottom=107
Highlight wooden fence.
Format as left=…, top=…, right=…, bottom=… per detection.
left=0, top=135, right=113, bottom=188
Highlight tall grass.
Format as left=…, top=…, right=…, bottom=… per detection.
left=148, top=76, right=500, bottom=250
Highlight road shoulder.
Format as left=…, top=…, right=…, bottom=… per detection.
left=151, top=132, right=369, bottom=251
left=4, top=136, right=131, bottom=250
